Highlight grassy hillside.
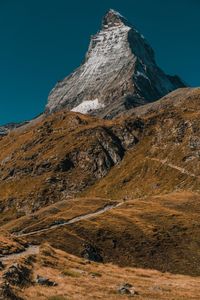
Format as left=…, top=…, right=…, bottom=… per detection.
left=1, top=243, right=200, bottom=300
left=0, top=88, right=200, bottom=281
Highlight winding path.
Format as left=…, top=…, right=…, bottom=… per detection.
left=0, top=245, right=39, bottom=262
left=14, top=202, right=123, bottom=238
left=0, top=202, right=124, bottom=262
left=147, top=157, right=200, bottom=179
left=2, top=156, right=197, bottom=262
left=4, top=157, right=198, bottom=241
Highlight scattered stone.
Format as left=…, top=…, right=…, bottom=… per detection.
left=117, top=283, right=138, bottom=296
left=189, top=136, right=200, bottom=150
left=35, top=275, right=58, bottom=286
left=89, top=272, right=102, bottom=278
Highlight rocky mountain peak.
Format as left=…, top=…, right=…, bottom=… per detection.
left=102, top=9, right=129, bottom=28
left=46, top=10, right=186, bottom=118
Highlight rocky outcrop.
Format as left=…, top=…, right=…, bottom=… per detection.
left=0, top=261, right=33, bottom=300
left=0, top=282, right=23, bottom=300
left=46, top=9, right=185, bottom=118
left=2, top=263, right=32, bottom=287
left=81, top=244, right=103, bottom=262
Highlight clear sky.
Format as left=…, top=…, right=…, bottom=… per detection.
left=0, top=0, right=199, bottom=125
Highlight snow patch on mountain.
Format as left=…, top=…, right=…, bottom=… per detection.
left=71, top=99, right=104, bottom=114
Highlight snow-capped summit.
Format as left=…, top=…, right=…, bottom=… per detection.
left=46, top=9, right=186, bottom=118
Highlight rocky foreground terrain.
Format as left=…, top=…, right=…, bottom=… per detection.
left=0, top=8, right=200, bottom=300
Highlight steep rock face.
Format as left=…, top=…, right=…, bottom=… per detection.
left=46, top=9, right=185, bottom=118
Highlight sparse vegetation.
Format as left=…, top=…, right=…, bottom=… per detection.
left=62, top=269, right=81, bottom=278
left=89, top=271, right=102, bottom=277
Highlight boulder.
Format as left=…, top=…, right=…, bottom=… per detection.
left=117, top=283, right=138, bottom=296
left=35, top=275, right=57, bottom=286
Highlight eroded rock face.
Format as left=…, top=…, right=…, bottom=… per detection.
left=46, top=9, right=185, bottom=118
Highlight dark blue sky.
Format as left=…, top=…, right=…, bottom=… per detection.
left=0, top=0, right=199, bottom=125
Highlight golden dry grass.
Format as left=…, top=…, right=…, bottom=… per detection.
left=0, top=231, right=27, bottom=255
left=0, top=89, right=200, bottom=293
left=1, top=243, right=200, bottom=300
left=2, top=192, right=200, bottom=276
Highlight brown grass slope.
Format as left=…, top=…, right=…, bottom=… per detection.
left=83, top=88, right=200, bottom=199
left=0, top=109, right=143, bottom=219
left=2, top=192, right=200, bottom=276
left=1, top=243, right=200, bottom=300
left=0, top=87, right=200, bottom=217
left=0, top=87, right=200, bottom=277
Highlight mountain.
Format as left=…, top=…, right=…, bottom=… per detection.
left=0, top=9, right=199, bottom=300
left=46, top=9, right=185, bottom=118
